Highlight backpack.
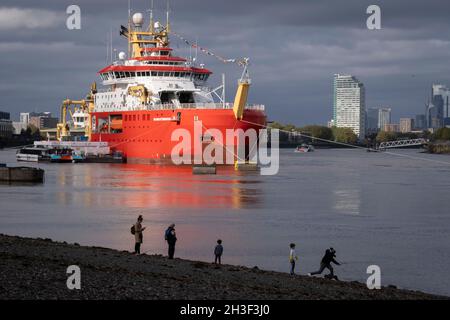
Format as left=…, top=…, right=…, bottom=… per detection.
left=164, top=228, right=171, bottom=241
left=131, top=224, right=136, bottom=235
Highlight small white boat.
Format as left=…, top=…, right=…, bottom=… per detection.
left=16, top=146, right=51, bottom=162
left=295, top=144, right=314, bottom=153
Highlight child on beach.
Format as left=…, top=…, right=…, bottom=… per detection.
left=214, top=239, right=223, bottom=264
left=289, top=243, right=298, bottom=275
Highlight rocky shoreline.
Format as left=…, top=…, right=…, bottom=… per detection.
left=0, top=234, right=446, bottom=300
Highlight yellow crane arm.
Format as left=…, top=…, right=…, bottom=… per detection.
left=233, top=80, right=250, bottom=120
left=232, top=58, right=251, bottom=120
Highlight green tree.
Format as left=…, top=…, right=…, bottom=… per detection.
left=376, top=131, right=397, bottom=143
left=269, top=121, right=284, bottom=130
left=434, top=127, right=450, bottom=141
left=301, top=125, right=333, bottom=140
left=26, top=124, right=40, bottom=136
left=332, top=127, right=358, bottom=144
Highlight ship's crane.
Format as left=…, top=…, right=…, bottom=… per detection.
left=170, top=32, right=252, bottom=120
left=56, top=83, right=96, bottom=141
left=232, top=58, right=251, bottom=120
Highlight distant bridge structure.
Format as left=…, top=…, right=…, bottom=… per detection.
left=378, top=138, right=428, bottom=150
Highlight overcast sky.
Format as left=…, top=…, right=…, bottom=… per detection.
left=1, top=0, right=450, bottom=125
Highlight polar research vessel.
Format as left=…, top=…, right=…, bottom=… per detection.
left=58, top=8, right=266, bottom=164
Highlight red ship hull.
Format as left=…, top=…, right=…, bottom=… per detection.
left=90, top=108, right=266, bottom=164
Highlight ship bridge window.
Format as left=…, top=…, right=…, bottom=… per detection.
left=160, top=51, right=169, bottom=56
left=178, top=91, right=194, bottom=104
left=160, top=91, right=177, bottom=104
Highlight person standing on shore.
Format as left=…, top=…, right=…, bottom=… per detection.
left=214, top=239, right=223, bottom=264
left=165, top=223, right=177, bottom=259
left=308, top=247, right=340, bottom=278
left=289, top=243, right=298, bottom=276
left=132, top=215, right=146, bottom=255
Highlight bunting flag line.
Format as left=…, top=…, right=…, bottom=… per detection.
left=172, top=31, right=247, bottom=67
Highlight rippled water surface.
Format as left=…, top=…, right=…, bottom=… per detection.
left=1, top=148, right=449, bottom=296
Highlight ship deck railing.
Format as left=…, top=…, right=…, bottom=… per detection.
left=143, top=102, right=265, bottom=111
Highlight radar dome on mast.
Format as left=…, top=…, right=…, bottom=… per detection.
left=118, top=52, right=126, bottom=60
left=132, top=12, right=144, bottom=26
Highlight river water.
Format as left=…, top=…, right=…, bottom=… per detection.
left=1, top=148, right=449, bottom=296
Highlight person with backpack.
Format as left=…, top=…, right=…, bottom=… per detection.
left=214, top=239, right=223, bottom=264
left=165, top=223, right=177, bottom=259
left=289, top=243, right=298, bottom=276
left=131, top=215, right=146, bottom=255
left=308, top=247, right=340, bottom=278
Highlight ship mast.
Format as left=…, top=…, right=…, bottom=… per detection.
left=123, top=1, right=171, bottom=59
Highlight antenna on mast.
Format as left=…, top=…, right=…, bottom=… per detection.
left=106, top=32, right=109, bottom=63
left=149, top=0, right=154, bottom=33
left=166, top=0, right=170, bottom=36
left=194, top=36, right=198, bottom=65
left=110, top=27, right=113, bottom=63
left=128, top=0, right=131, bottom=58
left=166, top=0, right=170, bottom=32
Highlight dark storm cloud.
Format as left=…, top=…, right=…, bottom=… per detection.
left=1, top=0, right=450, bottom=124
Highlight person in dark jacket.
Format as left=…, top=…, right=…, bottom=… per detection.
left=165, top=223, right=177, bottom=259
left=214, top=239, right=223, bottom=264
left=133, top=215, right=146, bottom=255
left=308, top=247, right=340, bottom=277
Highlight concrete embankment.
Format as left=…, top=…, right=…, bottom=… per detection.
left=0, top=234, right=446, bottom=300
left=0, top=166, right=44, bottom=183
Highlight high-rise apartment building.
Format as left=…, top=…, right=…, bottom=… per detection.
left=367, top=108, right=379, bottom=133
left=378, top=108, right=391, bottom=130
left=415, top=114, right=426, bottom=130
left=333, top=74, right=366, bottom=138
left=426, top=84, right=450, bottom=129
left=399, top=118, right=414, bottom=133
left=0, top=111, right=13, bottom=139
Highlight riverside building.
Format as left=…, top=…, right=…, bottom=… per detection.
left=333, top=74, right=366, bottom=139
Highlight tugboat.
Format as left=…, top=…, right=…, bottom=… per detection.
left=295, top=144, right=314, bottom=153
